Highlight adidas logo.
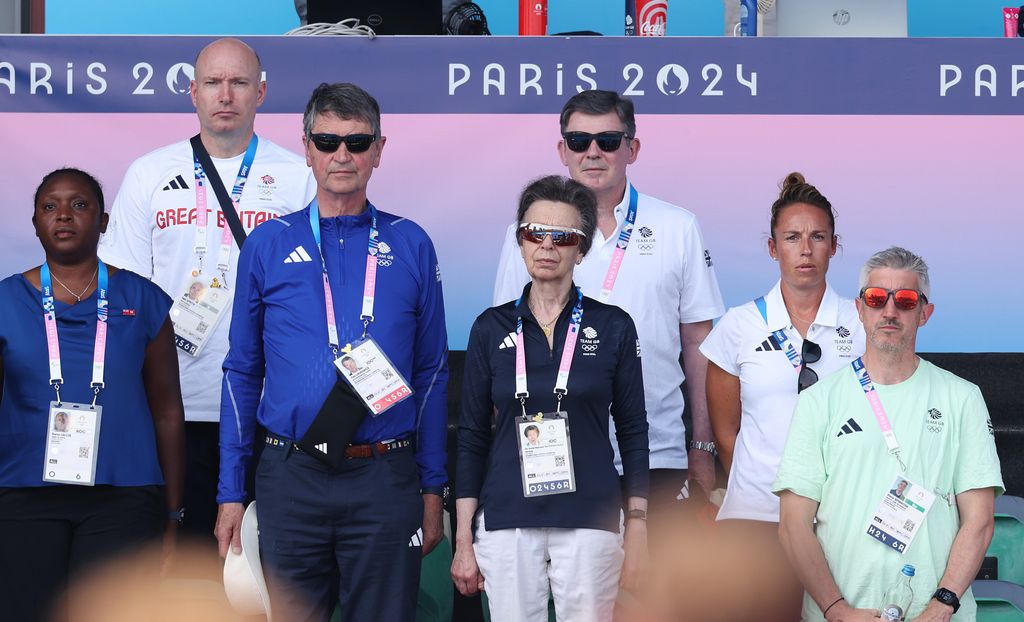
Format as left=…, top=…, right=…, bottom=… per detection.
left=498, top=331, right=516, bottom=350
left=283, top=245, right=313, bottom=264
left=315, top=442, right=328, bottom=455
left=755, top=335, right=782, bottom=352
left=836, top=418, right=863, bottom=437
left=408, top=527, right=423, bottom=547
left=161, top=174, right=190, bottom=191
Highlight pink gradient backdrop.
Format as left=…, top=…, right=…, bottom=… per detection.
left=2, top=113, right=1019, bottom=351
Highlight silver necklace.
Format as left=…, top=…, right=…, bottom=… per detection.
left=50, top=265, right=98, bottom=303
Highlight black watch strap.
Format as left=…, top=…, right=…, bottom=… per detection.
left=167, top=508, right=185, bottom=525
left=421, top=484, right=450, bottom=502
left=932, top=587, right=960, bottom=613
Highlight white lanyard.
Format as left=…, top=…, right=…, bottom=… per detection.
left=852, top=357, right=907, bottom=471
left=514, top=287, right=584, bottom=416
left=598, top=184, right=639, bottom=302
left=192, top=135, right=258, bottom=274
left=308, top=199, right=380, bottom=359
left=41, top=261, right=109, bottom=406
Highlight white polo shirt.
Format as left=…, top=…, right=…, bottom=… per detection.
left=494, top=180, right=725, bottom=471
left=99, top=137, right=317, bottom=422
left=699, top=280, right=865, bottom=521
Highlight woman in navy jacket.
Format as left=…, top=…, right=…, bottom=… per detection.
left=452, top=175, right=649, bottom=622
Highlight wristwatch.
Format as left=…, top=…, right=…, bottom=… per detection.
left=167, top=508, right=185, bottom=526
left=626, top=509, right=647, bottom=521
left=689, top=440, right=717, bottom=456
left=932, top=587, right=960, bottom=613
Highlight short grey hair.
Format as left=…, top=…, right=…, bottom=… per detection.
left=858, top=246, right=931, bottom=299
left=302, top=82, right=381, bottom=138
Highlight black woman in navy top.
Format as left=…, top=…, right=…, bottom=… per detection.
left=0, top=168, right=185, bottom=622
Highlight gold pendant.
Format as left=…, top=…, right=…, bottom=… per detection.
left=542, top=326, right=552, bottom=337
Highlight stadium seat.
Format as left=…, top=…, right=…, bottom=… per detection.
left=988, top=496, right=1024, bottom=585
left=973, top=580, right=1024, bottom=622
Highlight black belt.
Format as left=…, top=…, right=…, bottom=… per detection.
left=264, top=434, right=412, bottom=459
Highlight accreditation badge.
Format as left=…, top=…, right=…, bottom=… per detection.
left=334, top=336, right=414, bottom=417
left=43, top=401, right=101, bottom=486
left=170, top=272, right=230, bottom=356
left=518, top=412, right=576, bottom=498
left=865, top=474, right=936, bottom=554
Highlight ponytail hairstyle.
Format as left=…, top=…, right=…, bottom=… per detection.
left=769, top=172, right=836, bottom=238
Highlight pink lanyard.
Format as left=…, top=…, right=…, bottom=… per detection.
left=852, top=357, right=907, bottom=471
left=514, top=287, right=584, bottom=416
left=192, top=135, right=258, bottom=275
left=41, top=261, right=109, bottom=406
left=598, top=184, right=639, bottom=302
left=308, top=199, right=380, bottom=359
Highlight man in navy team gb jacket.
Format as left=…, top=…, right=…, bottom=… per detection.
left=214, top=82, right=449, bottom=622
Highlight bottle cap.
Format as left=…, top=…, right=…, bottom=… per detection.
left=901, top=564, right=916, bottom=576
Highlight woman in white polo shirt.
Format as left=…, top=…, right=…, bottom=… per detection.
left=700, top=172, right=865, bottom=621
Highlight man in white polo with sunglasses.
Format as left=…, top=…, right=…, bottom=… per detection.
left=774, top=247, right=1003, bottom=622
left=495, top=90, right=724, bottom=513
left=100, top=38, right=315, bottom=541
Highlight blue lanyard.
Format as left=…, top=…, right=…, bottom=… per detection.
left=308, top=199, right=380, bottom=354
left=754, top=296, right=804, bottom=373
left=40, top=261, right=109, bottom=405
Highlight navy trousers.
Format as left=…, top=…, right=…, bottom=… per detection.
left=256, top=442, right=424, bottom=622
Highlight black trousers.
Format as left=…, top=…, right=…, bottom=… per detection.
left=182, top=421, right=219, bottom=541
left=183, top=420, right=263, bottom=542
left=0, top=485, right=163, bottom=622
left=256, top=442, right=424, bottom=622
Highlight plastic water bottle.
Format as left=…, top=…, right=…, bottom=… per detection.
left=739, top=0, right=757, bottom=36
left=879, top=564, right=916, bottom=621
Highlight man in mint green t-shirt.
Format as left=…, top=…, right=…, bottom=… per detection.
left=773, top=247, right=1003, bottom=622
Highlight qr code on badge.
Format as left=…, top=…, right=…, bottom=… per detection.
left=196, top=321, right=209, bottom=334
left=79, top=447, right=89, bottom=459
left=554, top=456, right=565, bottom=467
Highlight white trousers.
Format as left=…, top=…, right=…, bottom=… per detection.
left=474, top=511, right=624, bottom=622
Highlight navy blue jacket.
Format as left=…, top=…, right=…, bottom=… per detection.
left=457, top=283, right=648, bottom=533
left=218, top=204, right=449, bottom=503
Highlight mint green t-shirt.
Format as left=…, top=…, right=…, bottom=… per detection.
left=773, top=359, right=1004, bottom=621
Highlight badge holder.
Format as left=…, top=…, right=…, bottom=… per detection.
left=518, top=410, right=576, bottom=498
left=171, top=272, right=231, bottom=357
left=43, top=386, right=102, bottom=486
left=866, top=474, right=936, bottom=554
left=516, top=385, right=576, bottom=499
left=334, top=336, right=414, bottom=417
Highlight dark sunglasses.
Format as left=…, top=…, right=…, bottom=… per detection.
left=562, top=131, right=632, bottom=153
left=308, top=133, right=376, bottom=154
left=797, top=339, right=822, bottom=393
left=517, top=223, right=586, bottom=247
left=859, top=287, right=927, bottom=311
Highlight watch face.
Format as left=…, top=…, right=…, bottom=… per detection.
left=933, top=588, right=959, bottom=612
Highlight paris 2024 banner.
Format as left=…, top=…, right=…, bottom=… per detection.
left=0, top=36, right=1020, bottom=351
